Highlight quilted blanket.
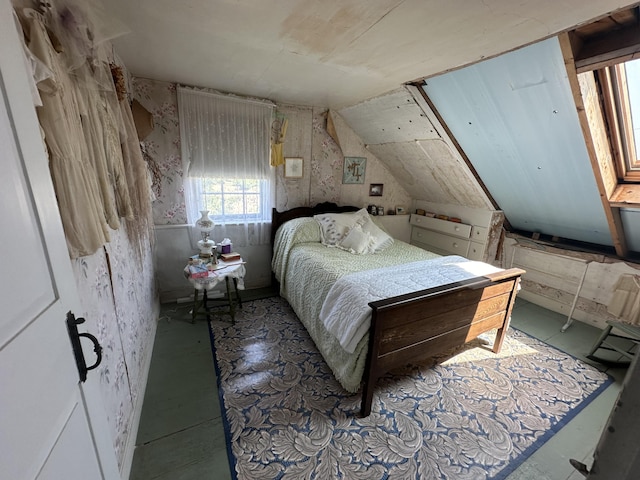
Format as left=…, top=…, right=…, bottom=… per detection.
left=320, top=256, right=502, bottom=353
left=271, top=217, right=440, bottom=391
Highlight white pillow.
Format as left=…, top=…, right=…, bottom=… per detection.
left=338, top=223, right=374, bottom=254
left=314, top=209, right=367, bottom=246
left=337, top=212, right=394, bottom=254
left=359, top=215, right=394, bottom=253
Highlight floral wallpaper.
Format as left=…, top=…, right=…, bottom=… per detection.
left=309, top=110, right=344, bottom=205
left=72, top=216, right=158, bottom=468
left=133, top=77, right=412, bottom=222
left=132, top=76, right=412, bottom=299
left=133, top=78, right=187, bottom=225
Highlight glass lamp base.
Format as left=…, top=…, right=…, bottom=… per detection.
left=197, top=239, right=216, bottom=260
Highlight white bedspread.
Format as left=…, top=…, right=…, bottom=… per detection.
left=320, top=255, right=503, bottom=353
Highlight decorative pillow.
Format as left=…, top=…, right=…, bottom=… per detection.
left=314, top=209, right=367, bottom=246
left=359, top=214, right=394, bottom=253
left=338, top=223, right=374, bottom=254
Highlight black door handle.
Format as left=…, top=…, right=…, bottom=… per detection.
left=66, top=311, right=103, bottom=382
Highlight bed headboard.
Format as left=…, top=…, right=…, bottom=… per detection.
left=271, top=202, right=360, bottom=246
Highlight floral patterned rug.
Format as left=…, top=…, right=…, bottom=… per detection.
left=208, top=296, right=611, bottom=480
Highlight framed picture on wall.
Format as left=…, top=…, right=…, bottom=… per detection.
left=342, top=156, right=366, bottom=184
left=284, top=157, right=303, bottom=178
left=369, top=183, right=383, bottom=196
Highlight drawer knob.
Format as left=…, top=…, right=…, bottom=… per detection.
left=454, top=226, right=460, bottom=231
left=453, top=242, right=458, bottom=248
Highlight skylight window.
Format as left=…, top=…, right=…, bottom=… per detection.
left=624, top=59, right=640, bottom=162
left=599, top=59, right=640, bottom=182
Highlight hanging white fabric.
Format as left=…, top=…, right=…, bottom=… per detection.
left=178, top=86, right=273, bottom=178
left=177, top=86, right=275, bottom=246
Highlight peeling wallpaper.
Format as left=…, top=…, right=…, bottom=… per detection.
left=133, top=80, right=187, bottom=224
left=71, top=224, right=157, bottom=468
left=133, top=77, right=412, bottom=223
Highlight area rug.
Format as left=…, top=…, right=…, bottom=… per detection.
left=208, top=296, right=611, bottom=480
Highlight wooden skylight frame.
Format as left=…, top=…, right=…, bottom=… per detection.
left=598, top=62, right=640, bottom=182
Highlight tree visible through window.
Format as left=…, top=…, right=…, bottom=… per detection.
left=196, top=177, right=264, bottom=223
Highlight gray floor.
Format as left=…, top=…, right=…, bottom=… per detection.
left=129, top=295, right=630, bottom=480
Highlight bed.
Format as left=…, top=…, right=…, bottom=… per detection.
left=271, top=202, right=525, bottom=416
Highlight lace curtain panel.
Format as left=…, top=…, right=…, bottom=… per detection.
left=177, top=86, right=275, bottom=246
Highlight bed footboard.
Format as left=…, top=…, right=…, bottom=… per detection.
left=361, top=268, right=525, bottom=417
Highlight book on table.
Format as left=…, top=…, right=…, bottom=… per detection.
left=220, top=252, right=241, bottom=262
left=188, top=264, right=209, bottom=278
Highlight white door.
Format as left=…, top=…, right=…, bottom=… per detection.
left=0, top=2, right=119, bottom=479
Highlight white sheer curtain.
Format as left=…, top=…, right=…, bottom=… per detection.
left=178, top=86, right=275, bottom=246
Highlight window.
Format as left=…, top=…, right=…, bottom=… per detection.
left=187, top=177, right=269, bottom=224
left=177, top=86, right=274, bottom=244
left=600, top=59, right=640, bottom=181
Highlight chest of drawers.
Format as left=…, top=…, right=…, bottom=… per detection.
left=409, top=214, right=488, bottom=260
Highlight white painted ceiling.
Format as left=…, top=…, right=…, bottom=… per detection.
left=102, top=0, right=638, bottom=109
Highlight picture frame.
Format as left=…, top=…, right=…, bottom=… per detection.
left=395, top=206, right=406, bottom=215
left=284, top=157, right=303, bottom=178
left=342, top=156, right=366, bottom=184
left=369, top=183, right=383, bottom=196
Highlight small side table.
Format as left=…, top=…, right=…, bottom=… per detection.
left=184, top=258, right=246, bottom=323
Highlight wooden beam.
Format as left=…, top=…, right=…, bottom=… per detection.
left=579, top=72, right=619, bottom=196
left=575, top=23, right=640, bottom=73
left=598, top=68, right=627, bottom=181
left=610, top=183, right=640, bottom=207
left=558, top=32, right=628, bottom=257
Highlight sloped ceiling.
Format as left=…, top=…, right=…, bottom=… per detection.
left=102, top=0, right=639, bottom=108
left=423, top=37, right=617, bottom=247
left=337, top=89, right=491, bottom=208
left=98, top=0, right=640, bottom=251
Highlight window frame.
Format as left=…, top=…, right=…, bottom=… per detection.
left=187, top=176, right=270, bottom=226
left=599, top=62, right=640, bottom=182
left=195, top=177, right=269, bottom=225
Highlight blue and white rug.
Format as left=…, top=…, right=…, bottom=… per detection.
left=209, top=296, right=611, bottom=480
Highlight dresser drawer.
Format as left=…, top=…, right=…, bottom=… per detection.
left=470, top=226, right=488, bottom=243
left=411, top=228, right=470, bottom=256
left=410, top=214, right=471, bottom=238
left=467, top=241, right=485, bottom=261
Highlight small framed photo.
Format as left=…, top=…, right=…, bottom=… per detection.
left=369, top=183, right=383, bottom=196
left=284, top=157, right=303, bottom=178
left=395, top=206, right=406, bottom=215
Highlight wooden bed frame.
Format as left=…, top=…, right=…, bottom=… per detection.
left=272, top=202, right=525, bottom=417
